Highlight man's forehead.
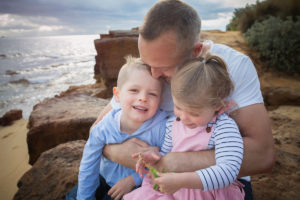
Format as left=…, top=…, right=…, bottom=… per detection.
left=141, top=55, right=182, bottom=69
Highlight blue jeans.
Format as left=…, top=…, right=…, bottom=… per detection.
left=65, top=175, right=113, bottom=200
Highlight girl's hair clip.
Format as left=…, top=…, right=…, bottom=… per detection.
left=176, top=117, right=181, bottom=121
left=206, top=125, right=212, bottom=133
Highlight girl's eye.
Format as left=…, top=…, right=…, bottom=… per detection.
left=190, top=113, right=200, bottom=117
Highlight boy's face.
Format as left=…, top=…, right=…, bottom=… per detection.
left=115, top=69, right=162, bottom=124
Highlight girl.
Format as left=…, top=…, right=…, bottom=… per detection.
left=124, top=52, right=245, bottom=200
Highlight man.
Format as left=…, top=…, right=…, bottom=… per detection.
left=92, top=0, right=275, bottom=199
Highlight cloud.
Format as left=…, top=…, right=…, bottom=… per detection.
left=202, top=12, right=233, bottom=31
left=0, top=0, right=258, bottom=37
left=207, top=0, right=257, bottom=8
left=0, top=13, right=75, bottom=36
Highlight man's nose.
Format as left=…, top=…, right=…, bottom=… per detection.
left=151, top=68, right=162, bottom=79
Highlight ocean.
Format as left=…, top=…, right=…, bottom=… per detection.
left=0, top=35, right=98, bottom=118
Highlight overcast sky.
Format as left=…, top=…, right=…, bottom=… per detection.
left=0, top=0, right=257, bottom=37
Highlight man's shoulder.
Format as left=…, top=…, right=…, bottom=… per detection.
left=210, top=42, right=253, bottom=75
left=211, top=43, right=248, bottom=61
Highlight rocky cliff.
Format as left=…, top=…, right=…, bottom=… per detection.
left=94, top=29, right=139, bottom=98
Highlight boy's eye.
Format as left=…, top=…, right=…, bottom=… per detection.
left=149, top=93, right=157, bottom=97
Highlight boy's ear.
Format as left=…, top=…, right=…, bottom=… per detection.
left=113, top=87, right=120, bottom=102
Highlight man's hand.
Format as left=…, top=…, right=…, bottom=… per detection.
left=107, top=175, right=136, bottom=200
left=103, top=138, right=159, bottom=169
left=132, top=150, right=162, bottom=177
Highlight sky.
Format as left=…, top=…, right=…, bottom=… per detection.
left=0, top=0, right=257, bottom=37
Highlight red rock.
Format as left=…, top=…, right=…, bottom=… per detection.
left=262, top=86, right=300, bottom=109
left=0, top=109, right=22, bottom=126
left=94, top=29, right=139, bottom=97
left=14, top=140, right=85, bottom=200
left=27, top=84, right=109, bottom=165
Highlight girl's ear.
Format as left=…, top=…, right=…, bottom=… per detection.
left=113, top=87, right=120, bottom=102
left=217, top=99, right=226, bottom=111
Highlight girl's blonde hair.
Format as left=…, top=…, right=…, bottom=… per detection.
left=171, top=52, right=234, bottom=110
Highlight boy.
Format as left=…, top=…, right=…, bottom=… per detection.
left=77, top=56, right=167, bottom=200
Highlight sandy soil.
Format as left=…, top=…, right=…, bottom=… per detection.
left=0, top=119, right=31, bottom=200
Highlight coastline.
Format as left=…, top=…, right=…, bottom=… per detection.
left=0, top=119, right=31, bottom=200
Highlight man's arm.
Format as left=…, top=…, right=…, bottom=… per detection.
left=153, top=104, right=275, bottom=176
left=103, top=138, right=159, bottom=169
left=231, top=103, right=275, bottom=176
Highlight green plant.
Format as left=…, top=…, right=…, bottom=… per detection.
left=245, top=16, right=300, bottom=73
left=226, top=0, right=300, bottom=32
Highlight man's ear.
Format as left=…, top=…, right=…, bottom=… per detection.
left=113, top=87, right=120, bottom=102
left=192, top=42, right=203, bottom=58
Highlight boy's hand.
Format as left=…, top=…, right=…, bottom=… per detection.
left=153, top=172, right=181, bottom=194
left=132, top=150, right=162, bottom=177
left=107, top=175, right=135, bottom=200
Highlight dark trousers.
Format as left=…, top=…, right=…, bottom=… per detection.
left=238, top=179, right=254, bottom=200
left=65, top=175, right=113, bottom=200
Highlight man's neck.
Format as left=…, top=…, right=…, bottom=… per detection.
left=120, top=114, right=143, bottom=135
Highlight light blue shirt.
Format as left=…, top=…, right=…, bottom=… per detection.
left=77, top=108, right=167, bottom=200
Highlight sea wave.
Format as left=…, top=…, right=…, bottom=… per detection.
left=0, top=34, right=98, bottom=118
left=0, top=52, right=23, bottom=59
left=9, top=78, right=30, bottom=85
left=5, top=70, right=19, bottom=75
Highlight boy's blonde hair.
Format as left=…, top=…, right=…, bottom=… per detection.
left=171, top=52, right=234, bottom=110
left=117, top=55, right=151, bottom=88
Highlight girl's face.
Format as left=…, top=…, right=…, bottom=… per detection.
left=173, top=97, right=220, bottom=129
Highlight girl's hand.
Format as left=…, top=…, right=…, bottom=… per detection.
left=132, top=150, right=162, bottom=177
left=153, top=172, right=182, bottom=194
left=107, top=175, right=135, bottom=200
